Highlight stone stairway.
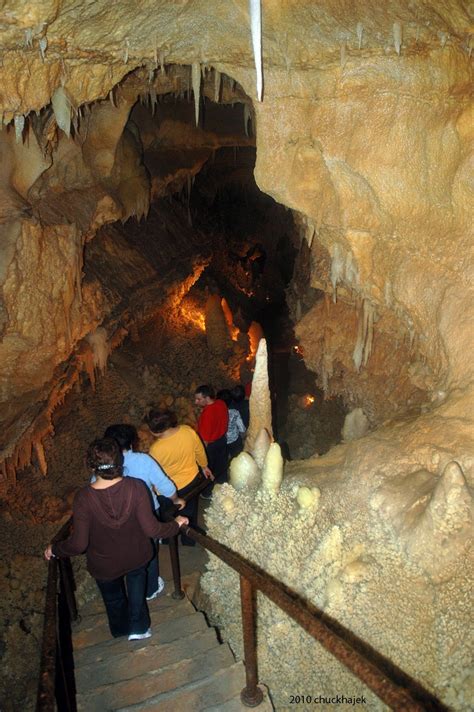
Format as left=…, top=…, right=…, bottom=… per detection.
left=72, top=579, right=273, bottom=711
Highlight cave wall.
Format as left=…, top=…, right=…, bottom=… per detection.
left=0, top=1, right=472, bottom=709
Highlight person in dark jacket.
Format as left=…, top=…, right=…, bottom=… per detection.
left=44, top=438, right=188, bottom=641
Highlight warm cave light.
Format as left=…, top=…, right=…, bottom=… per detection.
left=179, top=302, right=205, bottom=331
left=303, top=394, right=315, bottom=408
left=293, top=344, right=304, bottom=357
left=221, top=298, right=239, bottom=341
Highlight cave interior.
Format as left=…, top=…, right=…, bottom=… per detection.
left=0, top=2, right=473, bottom=710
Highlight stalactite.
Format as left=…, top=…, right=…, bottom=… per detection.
left=243, top=103, right=252, bottom=136
left=214, top=69, right=221, bottom=102
left=34, top=440, right=48, bottom=476
left=439, top=32, right=449, bottom=48
left=352, top=299, right=375, bottom=372
left=191, top=62, right=201, bottom=126
left=51, top=87, right=71, bottom=137
left=356, top=22, right=364, bottom=49
left=160, top=50, right=166, bottom=74
left=123, top=38, right=130, bottom=64
left=340, top=42, right=347, bottom=68
left=150, top=88, right=157, bottom=115
left=39, top=36, right=48, bottom=62
left=393, top=22, right=402, bottom=55
left=330, top=243, right=344, bottom=302
left=24, top=28, right=33, bottom=48
left=249, top=0, right=263, bottom=101
left=14, top=115, right=25, bottom=143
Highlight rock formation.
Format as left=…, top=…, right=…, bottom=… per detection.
left=0, top=1, right=472, bottom=709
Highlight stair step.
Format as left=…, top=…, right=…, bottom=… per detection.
left=115, top=661, right=247, bottom=711
left=79, top=590, right=180, bottom=619
left=77, top=642, right=236, bottom=711
left=73, top=599, right=195, bottom=648
left=75, top=628, right=221, bottom=692
left=75, top=612, right=208, bottom=668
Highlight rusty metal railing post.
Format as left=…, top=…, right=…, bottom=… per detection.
left=169, top=535, right=185, bottom=600
left=240, top=575, right=264, bottom=707
left=58, top=558, right=78, bottom=622
left=36, top=560, right=58, bottom=711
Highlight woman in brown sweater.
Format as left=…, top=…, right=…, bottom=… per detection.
left=44, top=438, right=188, bottom=641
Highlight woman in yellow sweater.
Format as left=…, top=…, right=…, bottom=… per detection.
left=146, top=409, right=214, bottom=545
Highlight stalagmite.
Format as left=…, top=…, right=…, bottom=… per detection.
left=204, top=295, right=231, bottom=355
left=51, top=87, right=72, bottom=137
left=249, top=0, right=263, bottom=101
left=86, top=327, right=110, bottom=374
left=191, top=62, right=201, bottom=126
left=251, top=427, right=272, bottom=469
left=246, top=338, right=273, bottom=452
left=297, top=486, right=320, bottom=512
left=261, top=442, right=284, bottom=494
left=342, top=408, right=369, bottom=441
left=230, top=451, right=261, bottom=491
left=393, top=22, right=402, bottom=55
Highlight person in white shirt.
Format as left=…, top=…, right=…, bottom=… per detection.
left=216, top=389, right=246, bottom=460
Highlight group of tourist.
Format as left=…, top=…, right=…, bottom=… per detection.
left=43, top=382, right=250, bottom=642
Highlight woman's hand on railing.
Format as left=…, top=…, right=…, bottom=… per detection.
left=175, top=515, right=189, bottom=528
left=202, top=466, right=215, bottom=481
left=44, top=545, right=55, bottom=561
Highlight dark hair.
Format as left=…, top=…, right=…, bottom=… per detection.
left=86, top=438, right=123, bottom=480
left=145, top=409, right=178, bottom=434
left=230, top=384, right=245, bottom=402
left=216, top=389, right=232, bottom=406
left=104, top=424, right=138, bottom=451
left=195, top=384, right=215, bottom=399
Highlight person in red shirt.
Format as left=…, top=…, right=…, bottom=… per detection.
left=194, top=384, right=229, bottom=498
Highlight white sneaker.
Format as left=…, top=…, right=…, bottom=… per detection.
left=146, top=576, right=165, bottom=600
left=128, top=628, right=152, bottom=641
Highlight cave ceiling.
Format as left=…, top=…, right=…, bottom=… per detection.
left=0, top=1, right=473, bottom=479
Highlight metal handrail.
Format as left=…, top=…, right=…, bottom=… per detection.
left=173, top=524, right=448, bottom=711
left=36, top=518, right=77, bottom=712
left=37, top=478, right=447, bottom=711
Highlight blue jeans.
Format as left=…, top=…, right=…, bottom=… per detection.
left=146, top=539, right=160, bottom=598
left=96, top=565, right=150, bottom=637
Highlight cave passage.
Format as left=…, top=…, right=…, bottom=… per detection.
left=81, top=127, right=347, bottom=461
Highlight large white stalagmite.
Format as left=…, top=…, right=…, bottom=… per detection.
left=245, top=337, right=273, bottom=452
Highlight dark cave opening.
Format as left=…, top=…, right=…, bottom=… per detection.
left=81, top=131, right=346, bottom=460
